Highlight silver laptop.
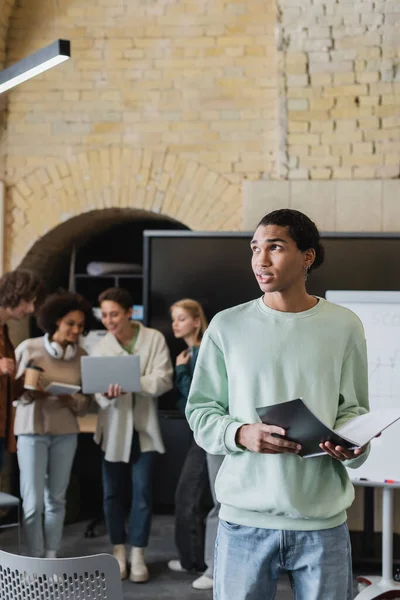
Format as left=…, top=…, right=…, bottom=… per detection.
left=81, top=355, right=141, bottom=394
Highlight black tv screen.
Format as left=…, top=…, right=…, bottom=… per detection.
left=143, top=231, right=400, bottom=410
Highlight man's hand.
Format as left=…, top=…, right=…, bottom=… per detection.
left=319, top=441, right=367, bottom=461
left=236, top=423, right=302, bottom=455
left=0, top=358, right=15, bottom=376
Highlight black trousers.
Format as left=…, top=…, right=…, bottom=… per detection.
left=174, top=438, right=212, bottom=571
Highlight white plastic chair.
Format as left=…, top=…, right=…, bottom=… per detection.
left=0, top=550, right=123, bottom=599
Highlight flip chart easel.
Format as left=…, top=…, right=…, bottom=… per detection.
left=353, top=480, right=400, bottom=599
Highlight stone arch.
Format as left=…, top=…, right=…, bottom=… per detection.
left=17, top=207, right=185, bottom=280
left=5, top=145, right=241, bottom=271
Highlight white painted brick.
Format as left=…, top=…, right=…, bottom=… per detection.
left=333, top=4, right=371, bottom=15
left=331, top=26, right=367, bottom=39
left=385, top=1, right=400, bottom=12
left=280, top=0, right=312, bottom=5
left=287, top=98, right=309, bottom=110
left=302, top=38, right=333, bottom=52
left=288, top=155, right=299, bottom=169
left=335, top=33, right=382, bottom=49
left=365, top=59, right=394, bottom=71
left=288, top=168, right=309, bottom=179
left=307, top=26, right=331, bottom=39
left=381, top=70, right=395, bottom=82
left=342, top=14, right=361, bottom=26
left=309, top=61, right=354, bottom=74
left=361, top=13, right=384, bottom=27
left=377, top=165, right=400, bottom=177
left=302, top=4, right=325, bottom=16
left=287, top=74, right=309, bottom=87
left=308, top=52, right=330, bottom=64
left=317, top=15, right=343, bottom=27
left=330, top=50, right=358, bottom=61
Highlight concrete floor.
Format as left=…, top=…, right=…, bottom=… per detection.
left=0, top=514, right=363, bottom=599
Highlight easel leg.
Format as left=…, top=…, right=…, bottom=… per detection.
left=354, top=488, right=400, bottom=599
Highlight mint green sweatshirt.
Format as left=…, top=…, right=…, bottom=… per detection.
left=186, top=297, right=369, bottom=531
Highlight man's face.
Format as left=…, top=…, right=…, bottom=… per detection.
left=251, top=224, right=311, bottom=294
left=8, top=299, right=36, bottom=321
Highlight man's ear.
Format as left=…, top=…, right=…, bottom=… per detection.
left=304, top=248, right=316, bottom=268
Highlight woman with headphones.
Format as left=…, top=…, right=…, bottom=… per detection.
left=14, top=291, right=92, bottom=558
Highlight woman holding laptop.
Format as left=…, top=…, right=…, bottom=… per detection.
left=92, top=287, right=173, bottom=583
left=14, top=291, right=92, bottom=558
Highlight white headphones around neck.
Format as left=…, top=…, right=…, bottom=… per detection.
left=44, top=333, right=78, bottom=361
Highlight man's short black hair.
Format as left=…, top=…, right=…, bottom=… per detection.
left=257, top=209, right=325, bottom=271
left=37, top=291, right=92, bottom=337
left=98, top=287, right=133, bottom=312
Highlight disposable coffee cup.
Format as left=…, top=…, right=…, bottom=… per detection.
left=24, top=365, right=44, bottom=390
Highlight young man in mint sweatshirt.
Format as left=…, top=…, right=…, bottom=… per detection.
left=185, top=209, right=369, bottom=600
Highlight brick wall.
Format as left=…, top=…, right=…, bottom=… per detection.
left=0, top=0, right=14, bottom=65
left=277, top=0, right=400, bottom=180
left=1, top=0, right=400, bottom=271
left=5, top=0, right=279, bottom=186
left=0, top=0, right=15, bottom=181
left=4, top=147, right=242, bottom=269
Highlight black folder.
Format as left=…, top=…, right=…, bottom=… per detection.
left=256, top=398, right=359, bottom=458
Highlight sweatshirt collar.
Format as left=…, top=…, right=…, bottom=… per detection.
left=256, top=296, right=325, bottom=319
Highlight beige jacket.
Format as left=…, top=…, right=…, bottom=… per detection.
left=14, top=337, right=91, bottom=436
left=92, top=322, right=173, bottom=463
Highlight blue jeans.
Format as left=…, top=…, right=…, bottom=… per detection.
left=102, top=431, right=154, bottom=548
left=215, top=520, right=353, bottom=600
left=17, top=433, right=78, bottom=557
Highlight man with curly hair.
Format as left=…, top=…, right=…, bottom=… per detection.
left=186, top=209, right=370, bottom=600
left=0, top=269, right=44, bottom=470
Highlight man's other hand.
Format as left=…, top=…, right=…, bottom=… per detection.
left=236, top=423, right=302, bottom=454
left=319, top=441, right=367, bottom=461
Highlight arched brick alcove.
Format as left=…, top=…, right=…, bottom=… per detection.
left=17, top=207, right=184, bottom=281
left=5, top=145, right=241, bottom=271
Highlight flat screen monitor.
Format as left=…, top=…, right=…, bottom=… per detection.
left=143, top=231, right=400, bottom=410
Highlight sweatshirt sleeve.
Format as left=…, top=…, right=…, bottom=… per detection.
left=140, top=332, right=174, bottom=397
left=185, top=329, right=244, bottom=455
left=14, top=340, right=34, bottom=405
left=334, top=339, right=370, bottom=469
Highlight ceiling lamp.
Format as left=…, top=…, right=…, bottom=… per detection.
left=0, top=39, right=71, bottom=94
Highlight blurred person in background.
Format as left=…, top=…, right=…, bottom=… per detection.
left=93, top=287, right=173, bottom=583
left=168, top=299, right=223, bottom=591
left=14, top=291, right=92, bottom=558
left=0, top=269, right=44, bottom=473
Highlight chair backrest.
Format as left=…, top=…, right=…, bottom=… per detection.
left=0, top=492, right=20, bottom=508
left=0, top=550, right=123, bottom=599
